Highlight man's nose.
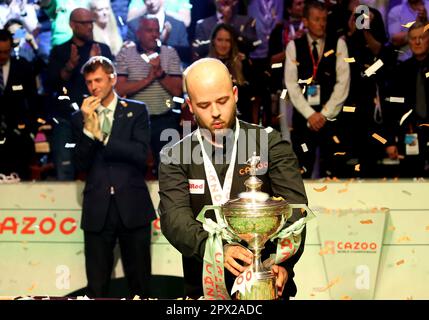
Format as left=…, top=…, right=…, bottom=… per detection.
left=211, top=103, right=221, bottom=117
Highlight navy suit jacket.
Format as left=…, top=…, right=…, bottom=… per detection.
left=127, top=14, right=190, bottom=63
left=193, top=14, right=258, bottom=58
left=71, top=97, right=156, bottom=232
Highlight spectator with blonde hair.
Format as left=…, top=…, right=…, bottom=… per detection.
left=90, top=0, right=123, bottom=55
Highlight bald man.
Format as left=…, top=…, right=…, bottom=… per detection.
left=47, top=8, right=113, bottom=180
left=158, top=58, right=308, bottom=299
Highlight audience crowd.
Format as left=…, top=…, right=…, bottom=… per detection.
left=0, top=0, right=428, bottom=181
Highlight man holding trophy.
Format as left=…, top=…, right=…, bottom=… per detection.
left=159, top=58, right=309, bottom=300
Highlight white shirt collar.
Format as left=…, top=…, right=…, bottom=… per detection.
left=97, top=93, right=118, bottom=115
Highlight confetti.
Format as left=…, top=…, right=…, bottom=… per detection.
left=401, top=21, right=415, bottom=28
left=52, top=117, right=59, bottom=124
left=27, top=283, right=37, bottom=291
left=343, top=106, right=356, bottom=113
left=334, top=152, right=346, bottom=156
left=58, top=95, right=70, bottom=101
left=173, top=96, right=185, bottom=104
left=396, top=259, right=405, bottom=266
left=402, top=190, right=412, bottom=196
left=388, top=226, right=396, bottom=231
left=133, top=295, right=141, bottom=300
left=354, top=164, right=361, bottom=172
left=424, top=23, right=429, bottom=32
left=364, top=59, right=383, bottom=77
left=399, top=109, right=413, bottom=126
left=385, top=97, right=405, bottom=103
left=280, top=89, right=287, bottom=100
left=372, top=133, right=387, bottom=144
left=251, top=19, right=256, bottom=28
left=301, top=143, right=308, bottom=152
left=0, top=138, right=5, bottom=145
left=271, top=62, right=283, bottom=69
left=37, top=118, right=46, bottom=125
left=313, top=185, right=328, bottom=192
left=344, top=57, right=356, bottom=63
left=360, top=219, right=373, bottom=224
left=341, top=296, right=352, bottom=300
left=426, top=226, right=429, bottom=231
left=253, top=39, right=262, bottom=47
left=397, top=236, right=411, bottom=242
left=62, top=87, right=68, bottom=95
left=64, top=143, right=76, bottom=149
left=324, top=49, right=334, bottom=57
left=426, top=71, right=429, bottom=78
left=18, top=124, right=26, bottom=129
left=140, top=53, right=150, bottom=63
left=298, top=77, right=313, bottom=85
left=338, top=188, right=348, bottom=193
left=71, top=103, right=79, bottom=111
left=313, top=277, right=341, bottom=292
left=240, top=24, right=244, bottom=32
left=332, top=136, right=340, bottom=144
left=418, top=123, right=429, bottom=127
left=120, top=100, right=128, bottom=107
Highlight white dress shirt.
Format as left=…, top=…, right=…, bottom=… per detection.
left=284, top=33, right=350, bottom=121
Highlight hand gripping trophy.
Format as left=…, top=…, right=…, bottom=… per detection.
left=197, top=153, right=315, bottom=300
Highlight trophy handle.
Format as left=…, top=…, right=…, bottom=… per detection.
left=288, top=204, right=317, bottom=222
left=196, top=205, right=223, bottom=224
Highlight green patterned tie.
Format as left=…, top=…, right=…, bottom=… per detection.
left=100, top=108, right=112, bottom=137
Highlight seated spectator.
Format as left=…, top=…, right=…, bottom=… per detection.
left=127, top=0, right=190, bottom=65
left=90, top=0, right=123, bottom=55
left=0, top=28, right=38, bottom=180
left=384, top=21, right=429, bottom=177
left=0, top=0, right=38, bottom=32
left=208, top=23, right=252, bottom=123
left=387, top=0, right=429, bottom=61
left=115, top=15, right=182, bottom=178
left=193, top=0, right=257, bottom=60
left=127, top=0, right=192, bottom=27
left=110, top=0, right=131, bottom=39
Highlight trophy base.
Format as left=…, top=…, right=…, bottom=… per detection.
left=235, top=271, right=278, bottom=300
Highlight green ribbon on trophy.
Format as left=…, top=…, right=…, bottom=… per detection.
left=197, top=205, right=237, bottom=300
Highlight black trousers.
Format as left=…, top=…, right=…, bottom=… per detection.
left=84, top=197, right=152, bottom=298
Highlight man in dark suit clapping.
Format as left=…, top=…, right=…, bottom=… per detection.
left=71, top=56, right=156, bottom=298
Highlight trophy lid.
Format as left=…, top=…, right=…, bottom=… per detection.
left=222, top=153, right=289, bottom=212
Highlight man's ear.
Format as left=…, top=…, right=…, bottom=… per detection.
left=186, top=97, right=194, bottom=114
left=233, top=85, right=238, bottom=103
left=110, top=73, right=117, bottom=86
left=303, top=17, right=309, bottom=29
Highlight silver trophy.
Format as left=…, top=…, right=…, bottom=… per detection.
left=220, top=154, right=293, bottom=300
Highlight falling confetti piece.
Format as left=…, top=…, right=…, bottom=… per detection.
left=343, top=106, right=356, bottom=112
left=400, top=109, right=413, bottom=126
left=386, top=97, right=405, bottom=103
left=0, top=138, right=5, bottom=145
left=251, top=19, right=256, bottom=27
left=332, top=136, right=340, bottom=144
left=341, top=296, right=352, bottom=300
left=253, top=39, right=262, bottom=46
left=27, top=283, right=37, bottom=291
left=271, top=62, right=283, bottom=69
left=120, top=100, right=128, bottom=107
left=388, top=226, right=396, bottom=232
left=397, top=236, right=411, bottom=242
left=313, top=185, right=328, bottom=192
left=173, top=96, right=185, bottom=104
left=354, top=164, right=361, bottom=172
left=64, top=143, right=76, bottom=148
left=301, top=143, right=308, bottom=152
left=418, top=123, right=429, bottom=127
left=18, top=124, right=26, bottom=129
left=302, top=85, right=306, bottom=94
left=396, top=259, right=405, bottom=266
left=313, top=277, right=341, bottom=292
left=426, top=226, right=429, bottom=231
left=324, top=49, right=334, bottom=57
left=62, top=87, right=68, bottom=95
left=37, top=118, right=46, bottom=125
left=424, top=23, right=429, bottom=32
left=40, top=194, right=47, bottom=199
left=133, top=295, right=141, bottom=300
left=338, top=188, right=348, bottom=193
left=364, top=59, right=383, bottom=77
left=71, top=103, right=79, bottom=111
left=426, top=71, right=429, bottom=78
left=402, top=190, right=412, bottom=196
left=280, top=89, right=287, bottom=100
left=344, top=57, right=355, bottom=63
left=372, top=133, right=387, bottom=144
left=334, top=152, right=346, bottom=156
left=401, top=21, right=415, bottom=28
left=292, top=60, right=300, bottom=65
left=360, top=219, right=373, bottom=224
left=240, top=24, right=244, bottom=32
left=298, top=77, right=313, bottom=85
